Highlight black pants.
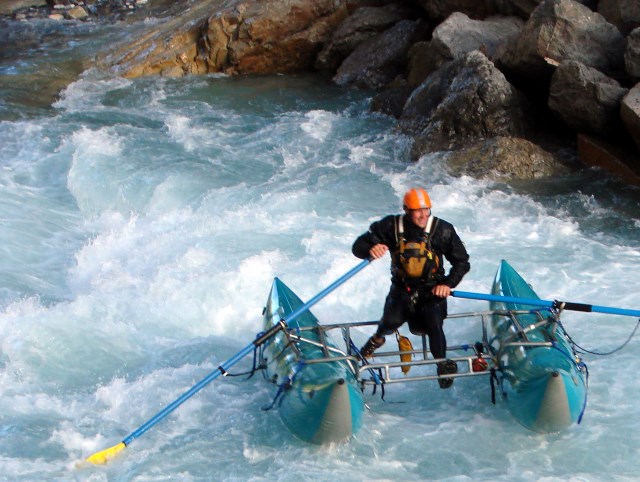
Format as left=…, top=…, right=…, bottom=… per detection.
left=375, top=284, right=448, bottom=359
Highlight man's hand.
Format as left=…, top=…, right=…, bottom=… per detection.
left=432, top=284, right=452, bottom=298
left=369, top=244, right=389, bottom=259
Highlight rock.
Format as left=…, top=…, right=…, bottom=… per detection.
left=620, top=83, right=640, bottom=151
left=371, top=84, right=414, bottom=118
left=400, top=50, right=532, bottom=158
left=548, top=60, right=628, bottom=137
left=98, top=0, right=350, bottom=77
left=333, top=19, right=427, bottom=89
left=407, top=12, right=523, bottom=86
left=492, top=0, right=544, bottom=19
left=577, top=134, right=640, bottom=184
left=625, top=28, right=640, bottom=79
left=497, top=0, right=627, bottom=88
left=0, top=0, right=48, bottom=15
left=598, top=0, right=640, bottom=35
left=447, top=136, right=569, bottom=180
left=315, top=3, right=416, bottom=72
left=219, top=0, right=349, bottom=75
left=66, top=5, right=88, bottom=19
left=414, top=0, right=499, bottom=21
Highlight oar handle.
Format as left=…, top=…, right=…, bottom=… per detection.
left=452, top=290, right=640, bottom=318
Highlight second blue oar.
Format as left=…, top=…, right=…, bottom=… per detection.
left=452, top=290, right=640, bottom=318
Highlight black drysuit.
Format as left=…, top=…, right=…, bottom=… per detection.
left=352, top=214, right=470, bottom=359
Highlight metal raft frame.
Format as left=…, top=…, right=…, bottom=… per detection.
left=276, top=307, right=562, bottom=391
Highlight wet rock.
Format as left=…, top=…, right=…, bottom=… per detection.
left=492, top=0, right=544, bottom=19
left=407, top=12, right=523, bottom=86
left=99, top=0, right=349, bottom=77
left=370, top=84, right=414, bottom=118
left=620, top=83, right=640, bottom=151
left=577, top=134, right=640, bottom=184
left=315, top=3, right=416, bottom=72
left=598, top=0, right=640, bottom=35
left=414, top=0, right=499, bottom=21
left=67, top=5, right=88, bottom=18
left=548, top=60, right=628, bottom=137
left=626, top=28, right=640, bottom=79
left=497, top=0, right=627, bottom=87
left=400, top=50, right=532, bottom=159
left=333, top=19, right=427, bottom=90
left=447, top=136, right=569, bottom=180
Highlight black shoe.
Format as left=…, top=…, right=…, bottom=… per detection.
left=360, top=336, right=385, bottom=358
left=437, top=359, right=458, bottom=389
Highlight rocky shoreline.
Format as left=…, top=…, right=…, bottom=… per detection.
left=0, top=0, right=149, bottom=21
left=4, top=0, right=640, bottom=185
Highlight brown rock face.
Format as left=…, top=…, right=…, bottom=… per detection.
left=98, top=0, right=349, bottom=77
left=577, top=134, right=640, bottom=185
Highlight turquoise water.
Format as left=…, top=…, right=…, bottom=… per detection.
left=1, top=17, right=640, bottom=481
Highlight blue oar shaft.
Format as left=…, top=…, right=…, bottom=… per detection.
left=452, top=290, right=640, bottom=318
left=121, top=258, right=371, bottom=446
left=284, top=259, right=371, bottom=322
left=124, top=343, right=255, bottom=445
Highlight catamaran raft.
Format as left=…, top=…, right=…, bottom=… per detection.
left=259, top=259, right=589, bottom=443
left=85, top=259, right=640, bottom=464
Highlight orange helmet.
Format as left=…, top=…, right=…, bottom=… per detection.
left=403, top=188, right=432, bottom=209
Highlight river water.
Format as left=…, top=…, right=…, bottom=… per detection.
left=1, top=15, right=639, bottom=482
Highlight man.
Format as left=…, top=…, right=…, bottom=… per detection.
left=352, top=187, right=470, bottom=388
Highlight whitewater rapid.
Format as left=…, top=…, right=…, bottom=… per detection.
left=0, top=19, right=639, bottom=480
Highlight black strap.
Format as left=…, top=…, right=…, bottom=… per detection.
left=489, top=368, right=498, bottom=405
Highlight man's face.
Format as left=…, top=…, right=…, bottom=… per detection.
left=406, top=207, right=430, bottom=228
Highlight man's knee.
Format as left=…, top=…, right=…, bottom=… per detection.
left=377, top=321, right=402, bottom=336
left=407, top=319, right=427, bottom=335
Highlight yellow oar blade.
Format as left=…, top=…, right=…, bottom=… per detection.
left=86, top=442, right=126, bottom=465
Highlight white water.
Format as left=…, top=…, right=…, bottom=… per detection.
left=1, top=18, right=640, bottom=482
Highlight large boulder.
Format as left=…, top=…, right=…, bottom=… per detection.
left=620, top=83, right=640, bottom=152
left=497, top=0, right=627, bottom=86
left=447, top=136, right=570, bottom=180
left=314, top=3, right=416, bottom=72
left=333, top=19, right=427, bottom=89
left=577, top=134, right=640, bottom=184
left=492, top=0, right=544, bottom=18
left=400, top=50, right=532, bottom=158
left=98, top=0, right=350, bottom=77
left=407, top=12, right=523, bottom=86
left=625, top=27, right=640, bottom=79
left=548, top=60, right=628, bottom=137
left=598, top=0, right=640, bottom=35
left=414, top=0, right=499, bottom=21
